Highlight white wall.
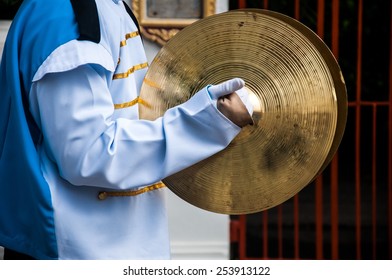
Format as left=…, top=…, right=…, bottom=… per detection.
left=0, top=20, right=11, bottom=56
left=0, top=0, right=230, bottom=260
left=139, top=0, right=231, bottom=260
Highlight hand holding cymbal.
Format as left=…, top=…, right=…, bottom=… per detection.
left=208, top=78, right=254, bottom=127
left=139, top=9, right=347, bottom=214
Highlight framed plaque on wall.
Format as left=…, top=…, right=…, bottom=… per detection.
left=132, top=0, right=216, bottom=45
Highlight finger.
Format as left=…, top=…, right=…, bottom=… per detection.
left=217, top=92, right=254, bottom=127
left=208, top=78, right=245, bottom=99
left=235, top=87, right=254, bottom=116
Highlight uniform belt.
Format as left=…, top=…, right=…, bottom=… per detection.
left=98, top=182, right=166, bottom=200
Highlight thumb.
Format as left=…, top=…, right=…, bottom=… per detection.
left=208, top=78, right=245, bottom=99
left=235, top=87, right=254, bottom=116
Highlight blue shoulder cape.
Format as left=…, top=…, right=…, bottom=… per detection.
left=0, top=0, right=96, bottom=259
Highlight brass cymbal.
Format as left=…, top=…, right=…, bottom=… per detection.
left=139, top=9, right=347, bottom=214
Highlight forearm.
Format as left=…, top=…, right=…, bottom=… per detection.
left=30, top=64, right=240, bottom=190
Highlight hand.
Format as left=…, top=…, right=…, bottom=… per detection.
left=208, top=78, right=254, bottom=127
left=217, top=92, right=254, bottom=128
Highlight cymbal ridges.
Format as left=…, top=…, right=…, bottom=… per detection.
left=140, top=9, right=347, bottom=214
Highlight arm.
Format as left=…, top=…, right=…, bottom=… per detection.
left=29, top=64, right=243, bottom=190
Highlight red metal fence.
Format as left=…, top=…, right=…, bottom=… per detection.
left=229, top=0, right=392, bottom=260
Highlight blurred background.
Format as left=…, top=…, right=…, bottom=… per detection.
left=1, top=0, right=391, bottom=260
left=228, top=0, right=391, bottom=260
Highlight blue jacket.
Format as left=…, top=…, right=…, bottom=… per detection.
left=0, top=0, right=91, bottom=259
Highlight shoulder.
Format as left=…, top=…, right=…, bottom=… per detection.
left=33, top=40, right=115, bottom=82
left=15, top=0, right=116, bottom=83
left=8, top=0, right=79, bottom=91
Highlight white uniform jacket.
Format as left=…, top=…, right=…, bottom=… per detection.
left=28, top=0, right=241, bottom=259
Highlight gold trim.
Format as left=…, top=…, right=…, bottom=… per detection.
left=98, top=182, right=166, bottom=200
left=113, top=62, right=148, bottom=80
left=141, top=28, right=180, bottom=46
left=120, top=31, right=140, bottom=47
left=114, top=97, right=152, bottom=109
left=137, top=97, right=153, bottom=109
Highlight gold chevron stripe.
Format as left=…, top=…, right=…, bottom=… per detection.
left=120, top=31, right=140, bottom=47
left=113, top=62, right=148, bottom=80
left=114, top=97, right=151, bottom=109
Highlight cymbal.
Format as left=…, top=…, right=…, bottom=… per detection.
left=139, top=9, right=347, bottom=214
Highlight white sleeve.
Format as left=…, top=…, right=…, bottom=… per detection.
left=29, top=64, right=241, bottom=190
